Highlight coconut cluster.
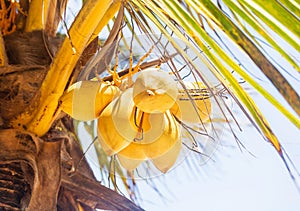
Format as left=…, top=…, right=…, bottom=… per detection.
left=60, top=68, right=211, bottom=173
left=98, top=68, right=181, bottom=173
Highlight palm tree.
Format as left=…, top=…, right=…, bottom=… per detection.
left=0, top=0, right=299, bottom=210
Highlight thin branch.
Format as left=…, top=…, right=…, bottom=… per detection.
left=102, top=52, right=180, bottom=81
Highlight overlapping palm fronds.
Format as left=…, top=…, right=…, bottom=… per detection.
left=1, top=0, right=297, bottom=208
left=76, top=0, right=300, bottom=189
left=128, top=0, right=300, bottom=185
left=10, top=0, right=295, bottom=202
left=72, top=0, right=300, bottom=194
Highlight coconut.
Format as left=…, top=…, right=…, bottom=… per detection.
left=133, top=68, right=178, bottom=113
left=60, top=81, right=120, bottom=121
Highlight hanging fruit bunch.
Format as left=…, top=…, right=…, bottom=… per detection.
left=60, top=67, right=212, bottom=173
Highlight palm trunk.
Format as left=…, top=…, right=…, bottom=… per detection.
left=0, top=27, right=142, bottom=211
left=0, top=162, right=32, bottom=210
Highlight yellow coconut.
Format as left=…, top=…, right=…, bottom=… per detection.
left=117, top=154, right=143, bottom=171
left=117, top=111, right=181, bottom=172
left=118, top=137, right=182, bottom=173
left=118, top=142, right=146, bottom=160
left=111, top=88, right=165, bottom=144
left=97, top=105, right=130, bottom=156
left=60, top=81, right=120, bottom=121
left=170, top=81, right=211, bottom=123
left=142, top=110, right=180, bottom=159
left=98, top=88, right=166, bottom=156
left=117, top=142, right=146, bottom=171
left=133, top=68, right=178, bottom=113
left=97, top=88, right=135, bottom=156
left=118, top=111, right=181, bottom=160
left=151, top=136, right=182, bottom=173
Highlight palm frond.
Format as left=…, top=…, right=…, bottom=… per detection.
left=128, top=0, right=300, bottom=189
left=69, top=0, right=300, bottom=200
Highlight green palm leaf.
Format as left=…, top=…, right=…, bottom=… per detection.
left=72, top=0, right=300, bottom=197
left=125, top=0, right=299, bottom=188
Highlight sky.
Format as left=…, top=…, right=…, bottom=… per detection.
left=80, top=88, right=300, bottom=211
left=66, top=1, right=300, bottom=210
left=133, top=110, right=300, bottom=211
left=120, top=87, right=300, bottom=211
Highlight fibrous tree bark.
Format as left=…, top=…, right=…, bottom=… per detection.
left=0, top=0, right=142, bottom=210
